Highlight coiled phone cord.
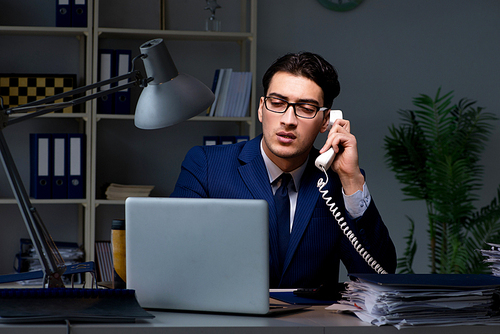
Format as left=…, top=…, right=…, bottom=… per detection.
left=317, top=167, right=387, bottom=274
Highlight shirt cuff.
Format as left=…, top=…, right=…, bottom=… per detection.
left=342, top=182, right=371, bottom=219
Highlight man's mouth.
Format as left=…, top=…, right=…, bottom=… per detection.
left=277, top=132, right=296, bottom=142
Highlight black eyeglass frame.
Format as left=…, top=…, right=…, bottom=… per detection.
left=263, top=96, right=329, bottom=119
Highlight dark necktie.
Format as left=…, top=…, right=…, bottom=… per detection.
left=274, top=173, right=292, bottom=272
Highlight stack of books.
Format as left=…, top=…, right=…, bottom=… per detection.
left=481, top=243, right=500, bottom=277
left=207, top=68, right=252, bottom=117
left=105, top=183, right=154, bottom=200
left=332, top=273, right=500, bottom=329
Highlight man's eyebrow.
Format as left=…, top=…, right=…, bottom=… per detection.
left=267, top=93, right=320, bottom=105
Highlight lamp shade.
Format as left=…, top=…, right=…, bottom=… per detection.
left=134, top=39, right=215, bottom=129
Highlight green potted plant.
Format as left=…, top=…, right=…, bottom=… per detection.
left=384, top=88, right=500, bottom=274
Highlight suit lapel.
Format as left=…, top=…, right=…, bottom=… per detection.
left=236, top=136, right=280, bottom=279
left=237, top=135, right=274, bottom=203
left=282, top=155, right=322, bottom=275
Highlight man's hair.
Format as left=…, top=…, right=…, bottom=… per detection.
left=262, top=52, right=341, bottom=108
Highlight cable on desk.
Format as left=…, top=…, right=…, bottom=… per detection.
left=66, top=319, right=71, bottom=334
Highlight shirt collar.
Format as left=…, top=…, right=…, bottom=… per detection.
left=260, top=139, right=308, bottom=191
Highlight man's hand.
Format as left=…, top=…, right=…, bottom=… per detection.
left=319, top=119, right=365, bottom=195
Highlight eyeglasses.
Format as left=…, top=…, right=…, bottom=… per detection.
left=263, top=96, right=328, bottom=119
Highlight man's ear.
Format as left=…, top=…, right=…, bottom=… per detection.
left=257, top=97, right=265, bottom=123
left=319, top=109, right=331, bottom=133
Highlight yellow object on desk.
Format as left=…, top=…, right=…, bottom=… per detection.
left=111, top=219, right=126, bottom=289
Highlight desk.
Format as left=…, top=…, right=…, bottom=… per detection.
left=0, top=306, right=499, bottom=334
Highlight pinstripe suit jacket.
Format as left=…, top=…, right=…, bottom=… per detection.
left=170, top=135, right=396, bottom=288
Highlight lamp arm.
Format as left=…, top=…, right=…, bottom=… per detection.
left=67, top=76, right=145, bottom=110
left=0, top=69, right=147, bottom=287
left=4, top=70, right=146, bottom=128
left=0, top=131, right=66, bottom=287
left=0, top=39, right=212, bottom=286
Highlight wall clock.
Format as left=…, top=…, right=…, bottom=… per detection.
left=317, top=0, right=364, bottom=12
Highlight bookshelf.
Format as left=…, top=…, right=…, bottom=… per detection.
left=0, top=1, right=93, bottom=274
left=0, top=0, right=257, bottom=272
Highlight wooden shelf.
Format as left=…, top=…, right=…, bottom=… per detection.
left=0, top=26, right=89, bottom=37
left=8, top=113, right=89, bottom=120
left=97, top=27, right=252, bottom=42
left=0, top=198, right=87, bottom=205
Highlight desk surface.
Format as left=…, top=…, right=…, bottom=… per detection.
left=0, top=305, right=499, bottom=334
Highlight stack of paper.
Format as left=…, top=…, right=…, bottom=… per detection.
left=333, top=274, right=500, bottom=329
left=481, top=243, right=500, bottom=277
left=105, top=183, right=154, bottom=200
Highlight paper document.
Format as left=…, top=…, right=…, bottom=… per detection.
left=337, top=274, right=500, bottom=329
left=481, top=243, right=500, bottom=277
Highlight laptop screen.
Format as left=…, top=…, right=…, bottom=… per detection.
left=125, top=197, right=271, bottom=314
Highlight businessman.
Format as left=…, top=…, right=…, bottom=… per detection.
left=171, top=52, right=396, bottom=288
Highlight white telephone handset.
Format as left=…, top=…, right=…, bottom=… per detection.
left=315, top=110, right=343, bottom=171
left=315, top=109, right=387, bottom=274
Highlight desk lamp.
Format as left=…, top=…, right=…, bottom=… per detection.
left=0, top=38, right=215, bottom=287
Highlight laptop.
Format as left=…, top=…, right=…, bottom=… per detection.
left=125, top=197, right=307, bottom=315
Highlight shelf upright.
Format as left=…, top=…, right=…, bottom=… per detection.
left=87, top=0, right=257, bottom=264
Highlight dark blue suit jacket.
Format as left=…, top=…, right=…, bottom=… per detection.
left=171, top=135, right=396, bottom=288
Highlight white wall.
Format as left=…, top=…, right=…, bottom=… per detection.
left=256, top=0, right=500, bottom=273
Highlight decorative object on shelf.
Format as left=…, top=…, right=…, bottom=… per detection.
left=0, top=38, right=214, bottom=287
left=317, top=0, right=363, bottom=12
left=0, top=74, right=77, bottom=113
left=204, top=0, right=222, bottom=32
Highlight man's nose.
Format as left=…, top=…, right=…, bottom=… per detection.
left=281, top=105, right=298, bottom=125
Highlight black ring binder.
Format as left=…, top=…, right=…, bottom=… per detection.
left=0, top=288, right=154, bottom=323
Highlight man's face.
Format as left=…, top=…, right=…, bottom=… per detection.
left=258, top=71, right=330, bottom=172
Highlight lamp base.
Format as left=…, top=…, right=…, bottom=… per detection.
left=0, top=261, right=96, bottom=286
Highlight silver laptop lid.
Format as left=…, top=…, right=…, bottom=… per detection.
left=125, top=197, right=270, bottom=314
